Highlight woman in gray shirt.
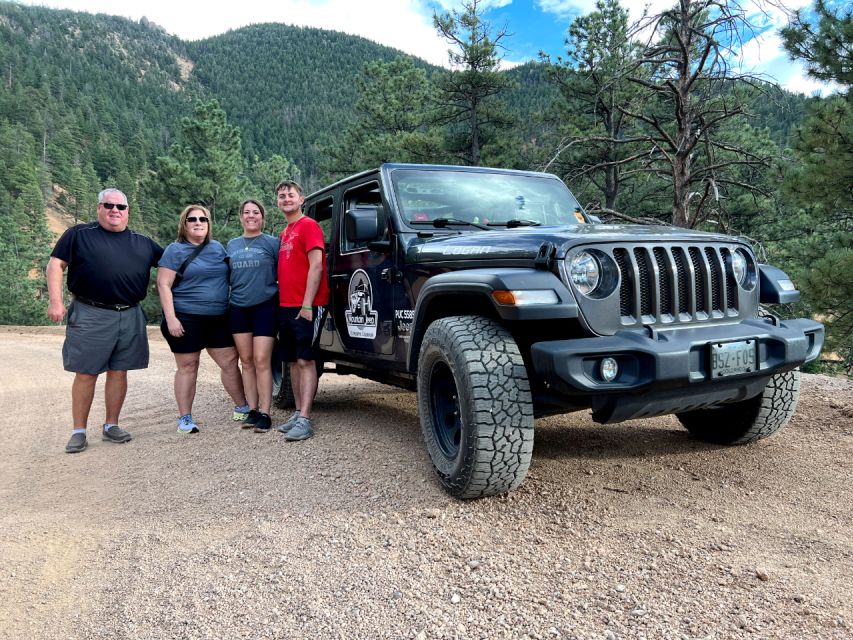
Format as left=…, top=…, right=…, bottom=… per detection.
left=226, top=199, right=280, bottom=433
left=157, top=205, right=248, bottom=434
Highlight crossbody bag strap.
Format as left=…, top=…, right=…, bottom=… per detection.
left=172, top=241, right=208, bottom=288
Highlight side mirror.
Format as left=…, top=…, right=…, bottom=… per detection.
left=346, top=205, right=380, bottom=242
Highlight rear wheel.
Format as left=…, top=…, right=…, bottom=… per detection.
left=272, top=359, right=295, bottom=409
left=417, top=316, right=534, bottom=499
left=272, top=358, right=324, bottom=410
left=676, top=369, right=800, bottom=445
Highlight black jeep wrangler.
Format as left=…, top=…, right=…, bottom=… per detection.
left=274, top=163, right=824, bottom=499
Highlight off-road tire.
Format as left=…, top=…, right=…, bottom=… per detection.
left=417, top=316, right=534, bottom=499
left=676, top=369, right=800, bottom=445
left=273, top=359, right=323, bottom=410
left=273, top=360, right=295, bottom=409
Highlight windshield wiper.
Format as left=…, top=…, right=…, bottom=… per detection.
left=409, top=218, right=492, bottom=231
left=487, top=219, right=542, bottom=228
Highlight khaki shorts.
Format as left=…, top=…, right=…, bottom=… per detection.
left=62, top=301, right=149, bottom=374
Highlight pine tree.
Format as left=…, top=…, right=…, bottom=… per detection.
left=616, top=0, right=777, bottom=228
left=542, top=0, right=643, bottom=214
left=324, top=57, right=444, bottom=175
left=145, top=100, right=248, bottom=233
left=431, top=0, right=515, bottom=166
left=780, top=1, right=852, bottom=368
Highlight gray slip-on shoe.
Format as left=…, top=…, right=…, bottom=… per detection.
left=102, top=424, right=132, bottom=443
left=65, top=432, right=87, bottom=453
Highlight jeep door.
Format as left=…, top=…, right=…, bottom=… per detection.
left=330, top=180, right=396, bottom=357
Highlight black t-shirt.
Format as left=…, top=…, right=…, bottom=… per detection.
left=51, top=222, right=164, bottom=305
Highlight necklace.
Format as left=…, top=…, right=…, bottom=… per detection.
left=243, top=234, right=260, bottom=251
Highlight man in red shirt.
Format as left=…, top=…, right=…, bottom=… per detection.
left=275, top=180, right=329, bottom=440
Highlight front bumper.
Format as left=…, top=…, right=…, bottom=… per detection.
left=530, top=317, right=824, bottom=423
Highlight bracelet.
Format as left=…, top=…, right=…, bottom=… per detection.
left=301, top=305, right=313, bottom=310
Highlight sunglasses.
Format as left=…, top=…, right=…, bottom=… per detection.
left=186, top=216, right=209, bottom=223
left=100, top=203, right=128, bottom=211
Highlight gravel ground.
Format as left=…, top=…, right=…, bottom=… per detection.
left=0, top=326, right=851, bottom=639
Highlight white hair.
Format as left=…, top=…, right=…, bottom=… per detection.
left=97, top=188, right=127, bottom=204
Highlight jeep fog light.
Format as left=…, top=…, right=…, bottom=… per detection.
left=492, top=290, right=559, bottom=306
left=600, top=357, right=618, bottom=382
left=570, top=251, right=600, bottom=295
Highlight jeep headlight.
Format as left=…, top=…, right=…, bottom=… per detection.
left=732, top=250, right=747, bottom=286
left=570, top=251, right=600, bottom=295
left=730, top=248, right=757, bottom=291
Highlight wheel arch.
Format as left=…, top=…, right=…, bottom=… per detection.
left=406, top=268, right=578, bottom=372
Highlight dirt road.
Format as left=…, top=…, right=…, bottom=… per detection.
left=0, top=326, right=851, bottom=639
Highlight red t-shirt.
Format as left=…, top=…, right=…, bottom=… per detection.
left=278, top=215, right=330, bottom=306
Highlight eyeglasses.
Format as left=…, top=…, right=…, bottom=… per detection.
left=100, top=203, right=128, bottom=211
left=186, top=216, right=209, bottom=223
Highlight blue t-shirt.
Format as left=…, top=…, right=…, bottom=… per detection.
left=226, top=233, right=279, bottom=307
left=159, top=241, right=230, bottom=315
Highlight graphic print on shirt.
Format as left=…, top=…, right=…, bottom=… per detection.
left=344, top=269, right=378, bottom=339
left=279, top=232, right=295, bottom=261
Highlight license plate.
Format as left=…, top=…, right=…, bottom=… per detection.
left=710, top=340, right=757, bottom=378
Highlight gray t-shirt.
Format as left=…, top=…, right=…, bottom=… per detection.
left=159, top=240, right=230, bottom=315
left=226, top=233, right=279, bottom=308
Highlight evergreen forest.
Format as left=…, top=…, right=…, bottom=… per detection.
left=0, top=0, right=849, bottom=372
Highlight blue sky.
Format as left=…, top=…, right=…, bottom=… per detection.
left=458, top=0, right=580, bottom=64
left=16, top=0, right=836, bottom=95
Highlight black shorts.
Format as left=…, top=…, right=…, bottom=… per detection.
left=229, top=295, right=279, bottom=337
left=161, top=312, right=234, bottom=354
left=278, top=306, right=324, bottom=362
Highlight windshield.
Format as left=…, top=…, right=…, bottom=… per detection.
left=390, top=168, right=585, bottom=228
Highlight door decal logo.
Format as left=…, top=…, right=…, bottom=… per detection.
left=345, top=269, right=378, bottom=339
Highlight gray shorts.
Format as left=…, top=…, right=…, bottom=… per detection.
left=62, top=301, right=149, bottom=374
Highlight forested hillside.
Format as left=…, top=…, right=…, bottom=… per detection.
left=0, top=1, right=198, bottom=322
left=187, top=24, right=423, bottom=182
left=0, top=0, right=848, bottom=370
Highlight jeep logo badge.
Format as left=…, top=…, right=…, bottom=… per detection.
left=344, top=269, right=378, bottom=339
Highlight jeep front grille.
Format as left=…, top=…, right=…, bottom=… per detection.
left=611, top=244, right=738, bottom=326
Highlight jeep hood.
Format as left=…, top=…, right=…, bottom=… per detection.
left=408, top=224, right=750, bottom=263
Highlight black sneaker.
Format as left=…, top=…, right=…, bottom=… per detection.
left=102, top=424, right=132, bottom=443
left=242, top=409, right=262, bottom=429
left=65, top=432, right=87, bottom=453
left=253, top=413, right=272, bottom=433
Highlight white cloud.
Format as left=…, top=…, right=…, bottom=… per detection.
left=535, top=0, right=596, bottom=19
left=433, top=0, right=513, bottom=10
left=536, top=0, right=675, bottom=23
left=740, top=31, right=785, bottom=69
left=736, top=3, right=840, bottom=95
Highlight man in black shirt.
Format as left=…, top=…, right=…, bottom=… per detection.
left=47, top=188, right=163, bottom=453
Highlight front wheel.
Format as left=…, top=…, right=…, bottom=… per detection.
left=676, top=369, right=800, bottom=445
left=417, top=316, right=534, bottom=499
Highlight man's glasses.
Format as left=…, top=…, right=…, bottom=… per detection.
left=100, top=203, right=128, bottom=211
left=186, top=216, right=209, bottom=223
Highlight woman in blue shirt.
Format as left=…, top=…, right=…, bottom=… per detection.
left=157, top=205, right=248, bottom=434
left=226, top=199, right=280, bottom=433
